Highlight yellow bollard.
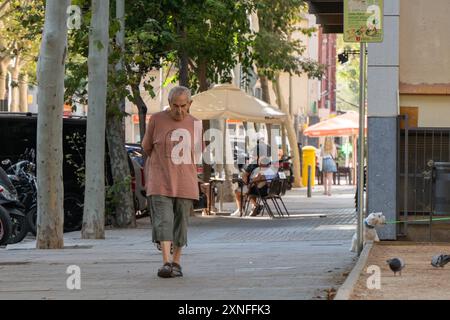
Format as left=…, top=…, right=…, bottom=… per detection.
left=302, top=146, right=316, bottom=187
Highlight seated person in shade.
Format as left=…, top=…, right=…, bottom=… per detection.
left=231, top=156, right=277, bottom=217
left=249, top=133, right=272, bottom=165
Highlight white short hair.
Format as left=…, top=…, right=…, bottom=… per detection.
left=260, top=157, right=271, bottom=165
left=168, top=86, right=192, bottom=104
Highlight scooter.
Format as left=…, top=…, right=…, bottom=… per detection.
left=0, top=166, right=28, bottom=244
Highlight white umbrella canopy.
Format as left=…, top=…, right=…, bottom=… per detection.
left=188, top=84, right=287, bottom=123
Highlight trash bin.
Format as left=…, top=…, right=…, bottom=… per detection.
left=433, top=162, right=450, bottom=215
left=302, top=146, right=316, bottom=187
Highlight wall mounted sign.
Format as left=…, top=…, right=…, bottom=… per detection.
left=344, top=0, right=383, bottom=42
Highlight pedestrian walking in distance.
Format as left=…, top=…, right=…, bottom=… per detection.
left=142, top=86, right=202, bottom=278
left=321, top=137, right=337, bottom=196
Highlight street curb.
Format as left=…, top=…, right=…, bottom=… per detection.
left=334, top=241, right=374, bottom=300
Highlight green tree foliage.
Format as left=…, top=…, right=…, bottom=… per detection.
left=336, top=35, right=360, bottom=111
left=0, top=0, right=44, bottom=87
left=253, top=0, right=324, bottom=80
left=160, top=0, right=254, bottom=91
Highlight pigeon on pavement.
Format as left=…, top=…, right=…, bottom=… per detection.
left=431, top=254, right=450, bottom=268
left=386, top=258, right=405, bottom=276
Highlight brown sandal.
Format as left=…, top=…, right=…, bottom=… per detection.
left=171, top=262, right=183, bottom=277
left=157, top=262, right=173, bottom=278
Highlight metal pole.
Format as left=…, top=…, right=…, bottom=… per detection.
left=219, top=183, right=224, bottom=213
left=404, top=115, right=409, bottom=236
left=357, top=42, right=366, bottom=255
left=307, top=165, right=312, bottom=198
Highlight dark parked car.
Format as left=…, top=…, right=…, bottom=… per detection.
left=0, top=112, right=141, bottom=231
left=0, top=113, right=88, bottom=195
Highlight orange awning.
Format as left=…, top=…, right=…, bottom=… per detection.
left=303, top=111, right=366, bottom=137
left=132, top=114, right=152, bottom=124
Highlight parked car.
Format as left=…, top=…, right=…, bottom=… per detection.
left=0, top=112, right=145, bottom=232
left=125, top=143, right=148, bottom=217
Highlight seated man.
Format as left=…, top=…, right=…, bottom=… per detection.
left=231, top=157, right=277, bottom=217
left=230, top=163, right=256, bottom=216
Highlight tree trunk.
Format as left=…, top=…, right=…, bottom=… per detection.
left=0, top=57, right=10, bottom=102
left=0, top=0, right=11, bottom=18
left=259, top=74, right=271, bottom=104
left=266, top=123, right=272, bottom=146
left=242, top=121, right=248, bottom=153
left=131, top=83, right=148, bottom=142
left=178, top=25, right=189, bottom=87
left=198, top=59, right=208, bottom=92
left=198, top=59, right=211, bottom=182
left=36, top=0, right=70, bottom=249
left=179, top=52, right=189, bottom=87
left=106, top=117, right=136, bottom=227
left=9, top=55, right=20, bottom=112
left=273, top=74, right=302, bottom=188
left=222, top=119, right=236, bottom=202
left=259, top=74, right=272, bottom=146
left=0, top=15, right=10, bottom=106
left=18, top=73, right=28, bottom=112
left=0, top=12, right=10, bottom=104
left=104, top=0, right=136, bottom=229
left=82, top=0, right=109, bottom=240
left=281, top=124, right=287, bottom=155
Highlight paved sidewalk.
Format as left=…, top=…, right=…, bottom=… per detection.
left=0, top=185, right=357, bottom=300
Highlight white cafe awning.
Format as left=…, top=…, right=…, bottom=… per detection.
left=189, top=84, right=287, bottom=123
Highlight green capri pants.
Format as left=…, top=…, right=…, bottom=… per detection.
left=148, top=195, right=193, bottom=248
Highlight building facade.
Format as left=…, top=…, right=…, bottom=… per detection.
left=309, top=0, right=450, bottom=241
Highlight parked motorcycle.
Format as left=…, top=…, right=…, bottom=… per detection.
left=0, top=200, right=12, bottom=245
left=2, top=157, right=37, bottom=213
left=0, top=166, right=28, bottom=244
left=2, top=151, right=38, bottom=237
left=26, top=192, right=84, bottom=235
left=278, top=155, right=294, bottom=190
left=3, top=149, right=84, bottom=236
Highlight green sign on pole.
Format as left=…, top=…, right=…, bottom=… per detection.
left=342, top=142, right=352, bottom=156
left=344, top=0, right=383, bottom=43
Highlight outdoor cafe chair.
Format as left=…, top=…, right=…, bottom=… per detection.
left=273, top=178, right=290, bottom=217
left=245, top=179, right=285, bottom=218
left=244, top=180, right=276, bottom=218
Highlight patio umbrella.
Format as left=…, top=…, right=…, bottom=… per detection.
left=188, top=84, right=287, bottom=123
left=303, top=111, right=365, bottom=137
left=303, top=111, right=365, bottom=186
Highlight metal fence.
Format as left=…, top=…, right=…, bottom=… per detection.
left=397, top=115, right=450, bottom=241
